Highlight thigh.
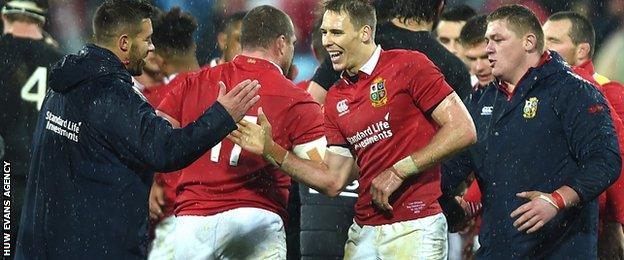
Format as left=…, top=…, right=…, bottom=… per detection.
left=218, top=208, right=286, bottom=260
left=148, top=216, right=177, bottom=260
left=172, top=215, right=219, bottom=260
left=378, top=213, right=448, bottom=260
left=343, top=222, right=377, bottom=260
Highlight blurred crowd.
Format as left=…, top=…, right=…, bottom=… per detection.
left=1, top=0, right=622, bottom=83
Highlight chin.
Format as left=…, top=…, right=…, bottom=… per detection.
left=331, top=63, right=345, bottom=72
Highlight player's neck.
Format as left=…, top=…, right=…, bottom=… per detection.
left=241, top=49, right=280, bottom=67
left=3, top=21, right=43, bottom=40
left=390, top=18, right=433, bottom=32
left=347, top=44, right=377, bottom=76
left=504, top=53, right=542, bottom=89
left=163, top=56, right=199, bottom=76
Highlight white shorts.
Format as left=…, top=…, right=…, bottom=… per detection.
left=148, top=215, right=176, bottom=260
left=172, top=207, right=286, bottom=260
left=344, top=213, right=448, bottom=260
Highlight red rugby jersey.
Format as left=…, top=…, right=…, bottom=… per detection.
left=324, top=47, right=453, bottom=225
left=141, top=72, right=193, bottom=218
left=158, top=55, right=324, bottom=221
left=573, top=60, right=624, bottom=224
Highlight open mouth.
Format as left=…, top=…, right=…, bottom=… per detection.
left=328, top=50, right=343, bottom=62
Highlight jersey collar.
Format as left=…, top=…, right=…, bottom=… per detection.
left=359, top=45, right=382, bottom=75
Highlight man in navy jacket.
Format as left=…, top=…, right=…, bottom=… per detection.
left=442, top=5, right=621, bottom=258
left=15, top=1, right=259, bottom=259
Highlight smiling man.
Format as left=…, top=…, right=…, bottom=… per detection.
left=15, top=1, right=259, bottom=259
left=230, top=0, right=476, bottom=258
left=442, top=5, right=621, bottom=259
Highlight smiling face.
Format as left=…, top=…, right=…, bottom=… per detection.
left=126, top=18, right=154, bottom=76
left=321, top=10, right=368, bottom=74
left=484, top=19, right=527, bottom=82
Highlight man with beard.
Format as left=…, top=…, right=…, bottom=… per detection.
left=230, top=0, right=476, bottom=258
left=15, top=1, right=260, bottom=259
left=442, top=5, right=621, bottom=258
left=209, top=12, right=246, bottom=67
left=156, top=5, right=325, bottom=259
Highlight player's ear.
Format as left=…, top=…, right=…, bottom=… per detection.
left=118, top=34, right=131, bottom=53
left=361, top=25, right=373, bottom=43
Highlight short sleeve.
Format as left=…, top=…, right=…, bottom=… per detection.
left=157, top=76, right=190, bottom=121
left=408, top=54, right=454, bottom=112
left=324, top=108, right=347, bottom=146
left=284, top=98, right=325, bottom=146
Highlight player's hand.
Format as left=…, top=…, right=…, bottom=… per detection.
left=510, top=191, right=558, bottom=233
left=370, top=167, right=404, bottom=212
left=216, top=80, right=260, bottom=122
left=149, top=180, right=167, bottom=220
left=228, top=107, right=274, bottom=156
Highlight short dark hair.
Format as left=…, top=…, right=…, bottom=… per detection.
left=459, top=15, right=487, bottom=47
left=240, top=5, right=294, bottom=50
left=392, top=0, right=443, bottom=24
left=218, top=12, right=246, bottom=35
left=324, top=0, right=376, bottom=35
left=152, top=7, right=197, bottom=57
left=92, top=0, right=154, bottom=44
left=487, top=4, right=544, bottom=52
left=441, top=4, right=476, bottom=22
left=548, top=11, right=595, bottom=57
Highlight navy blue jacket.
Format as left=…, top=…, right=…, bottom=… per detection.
left=15, top=44, right=236, bottom=259
left=442, top=52, right=621, bottom=259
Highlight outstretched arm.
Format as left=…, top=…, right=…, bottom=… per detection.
left=229, top=108, right=357, bottom=197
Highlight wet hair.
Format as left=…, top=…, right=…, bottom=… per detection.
left=324, top=0, right=376, bottom=35
left=219, top=12, right=246, bottom=35
left=459, top=15, right=487, bottom=47
left=152, top=7, right=198, bottom=57
left=440, top=4, right=476, bottom=22
left=392, top=0, right=443, bottom=24
left=547, top=11, right=595, bottom=57
left=487, top=4, right=544, bottom=52
left=240, top=5, right=294, bottom=50
left=92, top=0, right=154, bottom=44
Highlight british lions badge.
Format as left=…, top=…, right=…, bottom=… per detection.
left=523, top=97, right=539, bottom=119
left=370, top=77, right=387, bottom=107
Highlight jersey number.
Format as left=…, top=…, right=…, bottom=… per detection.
left=20, top=66, right=47, bottom=110
left=210, top=115, right=258, bottom=166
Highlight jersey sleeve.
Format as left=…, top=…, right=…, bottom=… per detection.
left=324, top=107, right=347, bottom=146
left=157, top=75, right=193, bottom=121
left=606, top=171, right=624, bottom=223
left=284, top=98, right=325, bottom=145
left=407, top=53, right=454, bottom=112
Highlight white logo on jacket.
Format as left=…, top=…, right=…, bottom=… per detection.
left=337, top=99, right=349, bottom=116
left=481, top=106, right=493, bottom=115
